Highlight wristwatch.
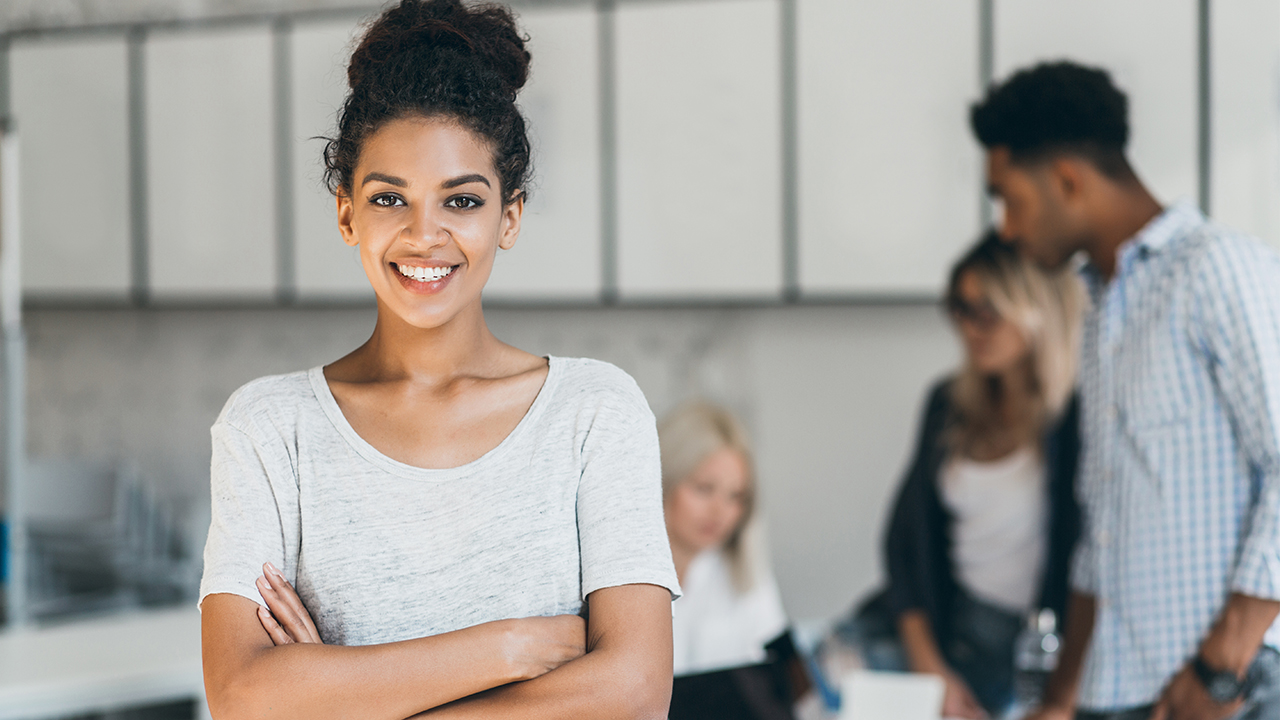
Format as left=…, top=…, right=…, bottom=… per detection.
left=1192, top=654, right=1247, bottom=703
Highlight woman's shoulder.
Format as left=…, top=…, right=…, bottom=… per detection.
left=552, top=356, right=641, bottom=389
left=548, top=356, right=651, bottom=415
left=923, top=375, right=956, bottom=413
left=215, top=369, right=320, bottom=435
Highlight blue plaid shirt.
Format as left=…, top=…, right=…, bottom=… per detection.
left=1072, top=201, right=1280, bottom=710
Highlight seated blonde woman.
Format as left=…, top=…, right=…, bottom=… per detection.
left=659, top=402, right=788, bottom=677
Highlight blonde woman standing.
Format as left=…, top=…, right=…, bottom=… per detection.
left=837, top=231, right=1086, bottom=719
left=660, top=403, right=788, bottom=677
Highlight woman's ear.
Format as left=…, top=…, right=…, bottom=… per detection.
left=337, top=192, right=358, bottom=247
left=498, top=193, right=525, bottom=251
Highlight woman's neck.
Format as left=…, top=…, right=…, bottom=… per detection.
left=994, top=357, right=1037, bottom=423
left=338, top=299, right=504, bottom=383
left=962, top=359, right=1040, bottom=461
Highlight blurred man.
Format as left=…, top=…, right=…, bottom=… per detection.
left=970, top=62, right=1280, bottom=720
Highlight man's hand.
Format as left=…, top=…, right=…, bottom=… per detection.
left=1148, top=665, right=1242, bottom=720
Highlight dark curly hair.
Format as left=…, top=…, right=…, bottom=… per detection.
left=324, top=0, right=532, bottom=204
left=970, top=61, right=1133, bottom=179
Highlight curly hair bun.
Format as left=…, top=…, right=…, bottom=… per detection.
left=348, top=0, right=530, bottom=95
left=325, top=0, right=534, bottom=202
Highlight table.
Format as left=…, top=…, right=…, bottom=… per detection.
left=0, top=607, right=208, bottom=720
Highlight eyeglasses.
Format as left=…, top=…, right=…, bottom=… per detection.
left=945, top=296, right=1002, bottom=330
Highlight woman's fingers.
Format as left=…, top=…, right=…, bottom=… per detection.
left=254, top=576, right=297, bottom=640
left=257, top=605, right=294, bottom=645
left=257, top=573, right=318, bottom=645
left=263, top=563, right=322, bottom=643
left=255, top=564, right=322, bottom=644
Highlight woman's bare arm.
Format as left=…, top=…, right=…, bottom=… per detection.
left=898, top=610, right=987, bottom=719
left=202, top=583, right=584, bottom=720
left=419, top=583, right=673, bottom=720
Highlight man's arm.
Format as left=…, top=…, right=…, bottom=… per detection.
left=420, top=584, right=673, bottom=720
left=1198, top=239, right=1280, bottom=663
left=1025, top=591, right=1096, bottom=720
left=202, top=592, right=584, bottom=720
left=1149, top=595, right=1280, bottom=720
left=1151, top=237, right=1280, bottom=720
left=1200, top=594, right=1280, bottom=676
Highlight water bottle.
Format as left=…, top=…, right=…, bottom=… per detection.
left=1013, top=608, right=1060, bottom=712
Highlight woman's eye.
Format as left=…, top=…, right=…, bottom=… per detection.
left=445, top=196, right=482, bottom=209
left=371, top=194, right=405, bottom=208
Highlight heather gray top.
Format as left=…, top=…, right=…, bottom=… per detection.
left=199, top=356, right=679, bottom=647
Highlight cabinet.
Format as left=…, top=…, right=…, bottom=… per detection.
left=10, top=35, right=132, bottom=299
left=290, top=17, right=372, bottom=300
left=797, top=0, right=981, bottom=296
left=485, top=5, right=603, bottom=302
left=1210, top=0, right=1280, bottom=249
left=615, top=0, right=783, bottom=300
left=146, top=26, right=276, bottom=300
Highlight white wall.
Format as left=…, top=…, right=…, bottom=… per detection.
left=25, top=303, right=957, bottom=622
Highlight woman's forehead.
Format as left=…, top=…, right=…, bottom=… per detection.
left=357, top=116, right=497, bottom=183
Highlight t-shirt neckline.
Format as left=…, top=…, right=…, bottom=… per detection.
left=307, top=355, right=562, bottom=481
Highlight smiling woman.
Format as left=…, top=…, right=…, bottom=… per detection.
left=196, top=2, right=679, bottom=719
left=658, top=402, right=789, bottom=677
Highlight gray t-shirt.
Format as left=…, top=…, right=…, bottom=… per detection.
left=199, top=356, right=679, bottom=647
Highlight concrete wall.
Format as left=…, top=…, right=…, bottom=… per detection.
left=25, top=303, right=958, bottom=621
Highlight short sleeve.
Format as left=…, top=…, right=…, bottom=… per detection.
left=576, top=377, right=681, bottom=601
left=198, top=419, right=301, bottom=609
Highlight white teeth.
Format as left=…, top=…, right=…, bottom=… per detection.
left=398, top=264, right=454, bottom=282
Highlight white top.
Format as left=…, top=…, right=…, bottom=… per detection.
left=940, top=446, right=1047, bottom=613
left=672, top=548, right=788, bottom=676
left=199, top=356, right=680, bottom=646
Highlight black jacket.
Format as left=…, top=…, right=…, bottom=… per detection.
left=863, top=378, right=1082, bottom=646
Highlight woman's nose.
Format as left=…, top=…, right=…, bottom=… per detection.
left=402, top=209, right=448, bottom=249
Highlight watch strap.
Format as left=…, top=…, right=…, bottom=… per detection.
left=1192, top=653, right=1247, bottom=703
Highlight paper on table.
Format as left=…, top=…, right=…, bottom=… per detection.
left=838, top=670, right=944, bottom=720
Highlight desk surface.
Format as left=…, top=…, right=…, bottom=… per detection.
left=0, top=606, right=205, bottom=720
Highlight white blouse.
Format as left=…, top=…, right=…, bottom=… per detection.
left=672, top=548, right=789, bottom=676
left=940, top=446, right=1047, bottom=613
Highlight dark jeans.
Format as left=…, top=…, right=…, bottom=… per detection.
left=834, top=590, right=1024, bottom=716
left=1076, top=646, right=1280, bottom=720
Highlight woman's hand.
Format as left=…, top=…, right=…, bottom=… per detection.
left=939, top=668, right=988, bottom=719
left=256, top=562, right=322, bottom=645
left=1021, top=703, right=1074, bottom=720
left=498, top=615, right=587, bottom=681
left=254, top=560, right=583, bottom=681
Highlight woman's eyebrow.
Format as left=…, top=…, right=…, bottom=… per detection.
left=361, top=172, right=408, bottom=188
left=441, top=174, right=491, bottom=189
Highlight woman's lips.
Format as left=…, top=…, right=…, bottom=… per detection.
left=392, top=262, right=458, bottom=295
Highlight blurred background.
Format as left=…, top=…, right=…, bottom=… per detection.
left=1, top=0, right=1279, bottom=717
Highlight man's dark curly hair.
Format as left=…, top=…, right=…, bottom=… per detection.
left=324, top=0, right=532, bottom=204
left=970, top=61, right=1134, bottom=179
